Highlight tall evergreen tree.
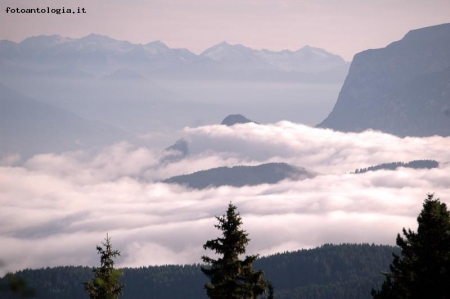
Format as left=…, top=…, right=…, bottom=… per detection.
left=84, top=234, right=124, bottom=299
left=201, top=203, right=269, bottom=299
left=372, top=194, right=450, bottom=299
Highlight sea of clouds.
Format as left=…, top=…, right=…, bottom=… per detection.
left=1, top=122, right=449, bottom=273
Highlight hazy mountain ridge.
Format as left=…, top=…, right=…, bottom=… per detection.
left=163, top=162, right=315, bottom=189
left=0, top=83, right=130, bottom=159
left=0, top=35, right=348, bottom=143
left=318, top=23, right=450, bottom=137
left=0, top=34, right=349, bottom=82
left=200, top=42, right=347, bottom=72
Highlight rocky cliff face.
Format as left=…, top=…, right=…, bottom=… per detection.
left=318, top=23, right=450, bottom=137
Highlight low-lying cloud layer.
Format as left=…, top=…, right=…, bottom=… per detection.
left=1, top=122, right=449, bottom=273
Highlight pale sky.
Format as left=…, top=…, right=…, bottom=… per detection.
left=0, top=0, right=449, bottom=60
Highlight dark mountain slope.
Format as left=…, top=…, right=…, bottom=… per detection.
left=318, top=23, right=450, bottom=137
left=353, top=159, right=439, bottom=174
left=221, top=114, right=256, bottom=126
left=163, top=162, right=315, bottom=189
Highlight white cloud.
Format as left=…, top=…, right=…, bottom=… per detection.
left=184, top=122, right=450, bottom=174
left=0, top=123, right=449, bottom=274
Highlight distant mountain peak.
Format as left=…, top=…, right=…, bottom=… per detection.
left=20, top=34, right=69, bottom=47
left=145, top=40, right=169, bottom=47
left=299, top=45, right=324, bottom=52
left=218, top=41, right=231, bottom=46
left=84, top=33, right=108, bottom=38
left=201, top=41, right=251, bottom=52
left=296, top=45, right=346, bottom=62
left=144, top=41, right=170, bottom=54
left=22, top=34, right=61, bottom=41
left=221, top=114, right=256, bottom=126
left=80, top=33, right=116, bottom=42
left=200, top=42, right=257, bottom=64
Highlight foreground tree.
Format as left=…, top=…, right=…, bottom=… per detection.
left=0, top=273, right=35, bottom=298
left=84, top=234, right=124, bottom=299
left=372, top=194, right=450, bottom=299
left=266, top=282, right=275, bottom=299
left=201, top=203, right=270, bottom=299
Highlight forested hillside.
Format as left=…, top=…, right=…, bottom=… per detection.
left=0, top=244, right=399, bottom=299
left=353, top=159, right=438, bottom=174
left=163, top=163, right=314, bottom=189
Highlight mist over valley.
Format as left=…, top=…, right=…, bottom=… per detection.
left=1, top=5, right=450, bottom=298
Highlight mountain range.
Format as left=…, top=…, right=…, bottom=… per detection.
left=0, top=34, right=349, bottom=82
left=2, top=24, right=449, bottom=159
left=318, top=23, right=450, bottom=137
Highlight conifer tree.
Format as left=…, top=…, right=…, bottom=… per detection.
left=372, top=194, right=450, bottom=299
left=84, top=234, right=124, bottom=299
left=201, top=203, right=269, bottom=299
left=266, top=282, right=275, bottom=299
left=1, top=273, right=35, bottom=298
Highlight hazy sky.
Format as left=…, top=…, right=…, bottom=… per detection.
left=1, top=0, right=449, bottom=60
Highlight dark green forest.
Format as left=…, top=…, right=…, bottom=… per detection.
left=0, top=243, right=399, bottom=299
